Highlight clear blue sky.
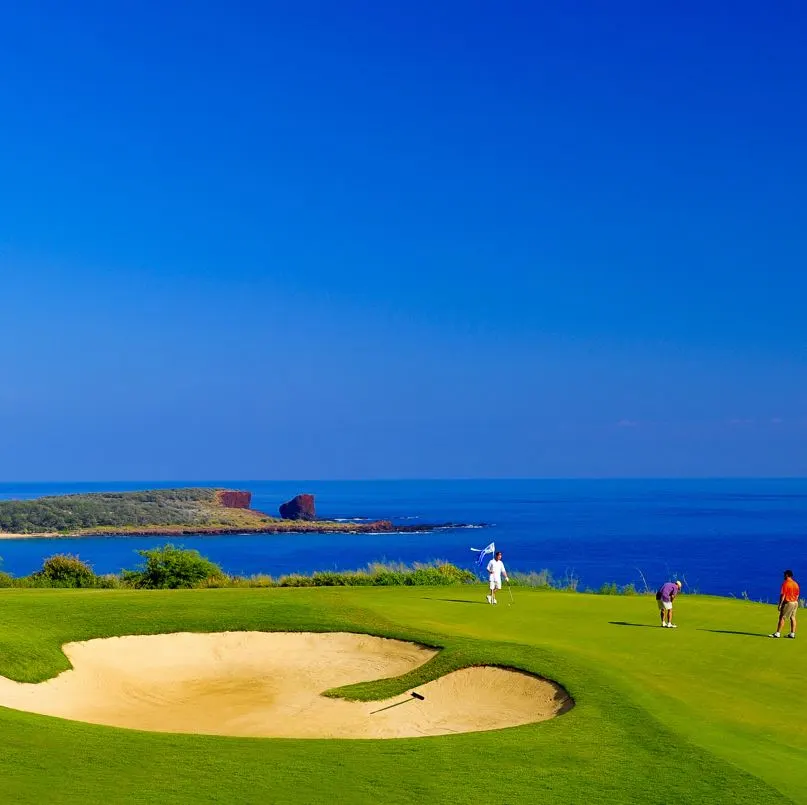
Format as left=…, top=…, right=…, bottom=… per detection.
left=1, top=0, right=805, bottom=480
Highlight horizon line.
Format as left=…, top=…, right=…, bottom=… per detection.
left=1, top=476, right=806, bottom=485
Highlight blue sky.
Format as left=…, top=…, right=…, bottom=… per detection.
left=1, top=0, right=805, bottom=479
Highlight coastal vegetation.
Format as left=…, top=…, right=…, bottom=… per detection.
left=0, top=488, right=437, bottom=537
left=0, top=547, right=647, bottom=592
left=0, top=549, right=479, bottom=589
left=0, top=488, right=222, bottom=533
left=0, top=585, right=801, bottom=803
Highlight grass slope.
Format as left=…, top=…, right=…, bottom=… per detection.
left=0, top=587, right=803, bottom=804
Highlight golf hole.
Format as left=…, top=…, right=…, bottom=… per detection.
left=0, top=632, right=573, bottom=738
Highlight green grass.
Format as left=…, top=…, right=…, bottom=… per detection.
left=0, top=587, right=803, bottom=804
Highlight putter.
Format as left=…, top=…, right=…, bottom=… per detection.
left=507, top=581, right=514, bottom=606
left=370, top=691, right=425, bottom=715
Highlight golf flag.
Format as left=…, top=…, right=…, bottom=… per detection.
left=470, top=542, right=495, bottom=569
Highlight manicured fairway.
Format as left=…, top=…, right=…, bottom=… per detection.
left=0, top=587, right=803, bottom=804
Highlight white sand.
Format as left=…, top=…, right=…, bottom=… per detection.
left=0, top=632, right=571, bottom=738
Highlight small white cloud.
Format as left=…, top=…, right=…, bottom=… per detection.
left=617, top=419, right=638, bottom=428
left=770, top=417, right=784, bottom=425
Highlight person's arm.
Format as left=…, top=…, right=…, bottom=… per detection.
left=502, top=562, right=509, bottom=582
left=778, top=583, right=786, bottom=608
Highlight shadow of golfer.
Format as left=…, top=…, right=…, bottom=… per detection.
left=608, top=621, right=658, bottom=628
left=697, top=629, right=767, bottom=638
left=421, top=598, right=488, bottom=605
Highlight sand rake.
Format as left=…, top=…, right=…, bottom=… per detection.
left=369, top=691, right=425, bottom=715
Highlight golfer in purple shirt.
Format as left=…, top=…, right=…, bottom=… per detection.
left=655, top=580, right=682, bottom=628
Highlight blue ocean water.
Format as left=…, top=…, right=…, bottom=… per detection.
left=0, top=479, right=804, bottom=601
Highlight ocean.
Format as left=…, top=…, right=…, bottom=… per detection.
left=0, top=479, right=804, bottom=601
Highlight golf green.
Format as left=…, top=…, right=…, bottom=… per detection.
left=0, top=587, right=803, bottom=804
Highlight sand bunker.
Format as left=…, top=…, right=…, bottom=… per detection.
left=0, top=632, right=571, bottom=738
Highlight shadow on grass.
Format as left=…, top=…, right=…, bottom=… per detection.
left=608, top=621, right=661, bottom=628
left=697, top=629, right=767, bottom=638
left=421, top=598, right=488, bottom=605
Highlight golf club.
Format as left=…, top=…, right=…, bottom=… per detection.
left=507, top=580, right=514, bottom=606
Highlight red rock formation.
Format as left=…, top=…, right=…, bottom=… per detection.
left=216, top=490, right=252, bottom=509
left=279, top=494, right=316, bottom=520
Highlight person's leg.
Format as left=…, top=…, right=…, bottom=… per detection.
left=668, top=605, right=678, bottom=627
left=770, top=609, right=785, bottom=636
left=658, top=601, right=665, bottom=626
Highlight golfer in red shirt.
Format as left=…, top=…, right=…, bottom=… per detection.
left=769, top=569, right=799, bottom=639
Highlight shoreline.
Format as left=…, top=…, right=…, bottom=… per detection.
left=0, top=521, right=477, bottom=540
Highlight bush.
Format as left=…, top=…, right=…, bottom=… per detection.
left=2, top=557, right=492, bottom=591
left=311, top=570, right=356, bottom=587
left=273, top=562, right=475, bottom=588
left=32, top=554, right=98, bottom=588
left=229, top=574, right=274, bottom=588
left=276, top=574, right=315, bottom=588
left=432, top=562, right=476, bottom=583
left=122, top=544, right=225, bottom=589
left=407, top=565, right=472, bottom=585
left=510, top=570, right=553, bottom=588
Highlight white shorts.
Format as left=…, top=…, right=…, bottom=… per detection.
left=657, top=600, right=673, bottom=611
left=489, top=577, right=502, bottom=591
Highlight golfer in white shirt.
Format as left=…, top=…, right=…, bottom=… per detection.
left=486, top=551, right=509, bottom=604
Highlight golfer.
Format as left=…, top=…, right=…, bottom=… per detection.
left=486, top=551, right=509, bottom=605
left=655, top=580, right=682, bottom=628
left=769, top=569, right=799, bottom=639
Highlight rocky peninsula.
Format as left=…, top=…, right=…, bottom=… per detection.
left=0, top=488, right=475, bottom=538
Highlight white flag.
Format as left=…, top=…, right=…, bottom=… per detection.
left=470, top=542, right=495, bottom=568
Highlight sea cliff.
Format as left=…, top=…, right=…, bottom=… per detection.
left=0, top=488, right=471, bottom=538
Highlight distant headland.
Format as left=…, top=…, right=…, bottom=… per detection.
left=0, top=488, right=478, bottom=538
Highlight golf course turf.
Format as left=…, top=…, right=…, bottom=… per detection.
left=0, top=587, right=803, bottom=804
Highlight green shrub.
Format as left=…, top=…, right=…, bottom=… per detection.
left=228, top=574, right=274, bottom=588
left=311, top=570, right=355, bottom=586
left=122, top=544, right=225, bottom=589
left=370, top=570, right=406, bottom=586
left=432, top=562, right=476, bottom=583
left=0, top=488, right=220, bottom=533
left=276, top=574, right=315, bottom=587
left=411, top=562, right=468, bottom=585
left=0, top=570, right=13, bottom=587
left=32, top=554, right=98, bottom=588
left=510, top=569, right=553, bottom=588
left=273, top=562, right=475, bottom=588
